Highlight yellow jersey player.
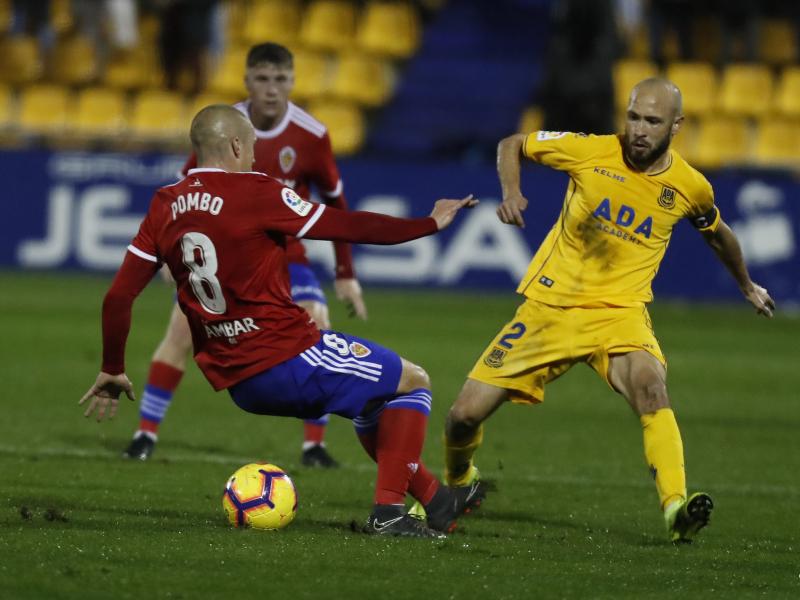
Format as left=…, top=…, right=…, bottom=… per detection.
left=433, top=78, right=775, bottom=543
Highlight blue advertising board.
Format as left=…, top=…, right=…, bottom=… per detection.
left=1, top=149, right=798, bottom=302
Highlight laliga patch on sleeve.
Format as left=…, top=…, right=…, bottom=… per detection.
left=281, top=187, right=313, bottom=217
left=536, top=131, right=568, bottom=141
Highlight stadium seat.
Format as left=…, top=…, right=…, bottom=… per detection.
left=306, top=100, right=365, bottom=155
left=518, top=105, right=543, bottom=134
left=0, top=37, right=43, bottom=85
left=188, top=92, right=241, bottom=119
left=666, top=62, right=716, bottom=117
left=692, top=116, right=750, bottom=169
left=356, top=1, right=421, bottom=59
left=129, top=90, right=188, bottom=143
left=613, top=60, right=658, bottom=112
left=243, top=0, right=301, bottom=46
left=208, top=45, right=249, bottom=97
left=759, top=19, right=798, bottom=65
left=104, top=48, right=160, bottom=90
left=773, top=67, right=800, bottom=119
left=752, top=119, right=800, bottom=167
left=70, top=87, right=127, bottom=137
left=51, top=35, right=98, bottom=86
left=0, top=0, right=11, bottom=34
left=18, top=84, right=70, bottom=135
left=718, top=63, right=774, bottom=118
left=291, top=48, right=331, bottom=103
left=299, top=0, right=357, bottom=53
left=0, top=84, right=13, bottom=130
left=50, top=0, right=74, bottom=35
left=330, top=52, right=393, bottom=107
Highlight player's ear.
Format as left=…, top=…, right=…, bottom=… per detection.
left=231, top=136, right=242, bottom=158
left=671, top=114, right=684, bottom=137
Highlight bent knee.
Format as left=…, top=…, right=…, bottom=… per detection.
left=396, top=360, right=431, bottom=394
left=633, top=380, right=670, bottom=415
left=447, top=402, right=483, bottom=431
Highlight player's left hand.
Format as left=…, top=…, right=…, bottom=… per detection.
left=79, top=372, right=136, bottom=422
left=334, top=278, right=368, bottom=320
left=743, top=282, right=775, bottom=318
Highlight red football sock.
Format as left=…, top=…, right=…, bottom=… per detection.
left=303, top=422, right=326, bottom=445
left=373, top=406, right=434, bottom=505
left=138, top=361, right=183, bottom=433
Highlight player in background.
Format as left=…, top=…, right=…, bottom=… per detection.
left=424, top=78, right=775, bottom=543
left=124, top=43, right=365, bottom=467
left=81, top=105, right=485, bottom=537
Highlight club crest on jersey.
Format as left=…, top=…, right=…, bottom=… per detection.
left=281, top=187, right=313, bottom=216
left=279, top=146, right=296, bottom=173
left=484, top=347, right=506, bottom=368
left=349, top=342, right=372, bottom=358
left=658, top=186, right=677, bottom=210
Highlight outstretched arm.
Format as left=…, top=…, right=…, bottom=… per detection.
left=701, top=219, right=775, bottom=317
left=79, top=252, right=159, bottom=420
left=496, top=134, right=530, bottom=228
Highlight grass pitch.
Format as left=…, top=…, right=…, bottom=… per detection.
left=0, top=271, right=798, bottom=599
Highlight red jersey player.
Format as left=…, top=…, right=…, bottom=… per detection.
left=81, top=105, right=485, bottom=537
left=124, top=43, right=364, bottom=466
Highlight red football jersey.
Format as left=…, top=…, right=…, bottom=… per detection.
left=182, top=101, right=354, bottom=277
left=114, top=168, right=437, bottom=390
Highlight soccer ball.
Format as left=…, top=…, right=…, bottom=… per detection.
left=222, top=462, right=297, bottom=530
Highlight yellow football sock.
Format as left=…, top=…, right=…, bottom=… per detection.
left=641, top=408, right=686, bottom=510
left=444, top=425, right=483, bottom=486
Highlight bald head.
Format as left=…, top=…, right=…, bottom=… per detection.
left=190, top=104, right=255, bottom=167
left=630, top=77, right=683, bottom=119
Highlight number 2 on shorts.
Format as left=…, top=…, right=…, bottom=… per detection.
left=498, top=322, right=526, bottom=349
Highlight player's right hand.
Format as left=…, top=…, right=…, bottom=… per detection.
left=497, top=192, right=529, bottom=228
left=79, top=372, right=136, bottom=422
left=743, top=283, right=775, bottom=318
left=430, top=195, right=478, bottom=230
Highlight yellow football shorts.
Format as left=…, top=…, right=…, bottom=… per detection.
left=469, top=299, right=665, bottom=404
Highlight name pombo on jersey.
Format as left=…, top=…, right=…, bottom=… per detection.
left=171, top=191, right=224, bottom=220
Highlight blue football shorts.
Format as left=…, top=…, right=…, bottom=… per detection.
left=228, top=330, right=403, bottom=420
left=288, top=263, right=327, bottom=304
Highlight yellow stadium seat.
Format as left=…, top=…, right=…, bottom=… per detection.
left=50, top=0, right=73, bottom=34
left=51, top=35, right=97, bottom=86
left=760, top=19, right=798, bottom=65
left=356, top=1, right=421, bottom=59
left=243, top=0, right=301, bottom=46
left=718, top=63, right=773, bottom=118
left=0, top=0, right=12, bottom=34
left=299, top=0, right=357, bottom=53
left=104, top=48, right=160, bottom=90
left=518, top=105, right=543, bottom=134
left=613, top=60, right=658, bottom=112
left=306, top=100, right=364, bottom=155
left=0, top=37, right=43, bottom=85
left=188, top=92, right=241, bottom=119
left=70, top=87, right=127, bottom=137
left=18, top=84, right=70, bottom=135
left=129, top=90, right=188, bottom=142
left=773, top=67, right=800, bottom=119
left=208, top=45, right=249, bottom=96
left=0, top=84, right=13, bottom=129
left=692, top=116, right=750, bottom=169
left=330, top=53, right=393, bottom=107
left=666, top=62, right=716, bottom=117
left=752, top=119, right=800, bottom=167
left=224, top=0, right=249, bottom=45
left=291, top=48, right=331, bottom=103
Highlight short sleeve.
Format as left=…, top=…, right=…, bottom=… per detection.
left=254, top=176, right=328, bottom=239
left=127, top=198, right=160, bottom=263
left=686, top=178, right=720, bottom=232
left=523, top=131, right=602, bottom=173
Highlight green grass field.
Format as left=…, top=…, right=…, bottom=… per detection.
left=1, top=271, right=798, bottom=599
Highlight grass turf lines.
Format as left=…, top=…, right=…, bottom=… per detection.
left=1, top=271, right=798, bottom=599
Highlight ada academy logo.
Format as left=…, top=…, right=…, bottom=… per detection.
left=281, top=187, right=313, bottom=217
left=484, top=347, right=506, bottom=368
left=658, top=186, right=677, bottom=210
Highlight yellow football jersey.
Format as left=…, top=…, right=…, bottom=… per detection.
left=517, top=131, right=720, bottom=307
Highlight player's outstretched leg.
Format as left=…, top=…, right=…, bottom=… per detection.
left=665, top=492, right=714, bottom=543
left=301, top=415, right=339, bottom=468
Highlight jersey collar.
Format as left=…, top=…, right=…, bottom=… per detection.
left=238, top=101, right=294, bottom=139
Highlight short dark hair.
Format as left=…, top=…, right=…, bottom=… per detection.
left=246, top=43, right=293, bottom=69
